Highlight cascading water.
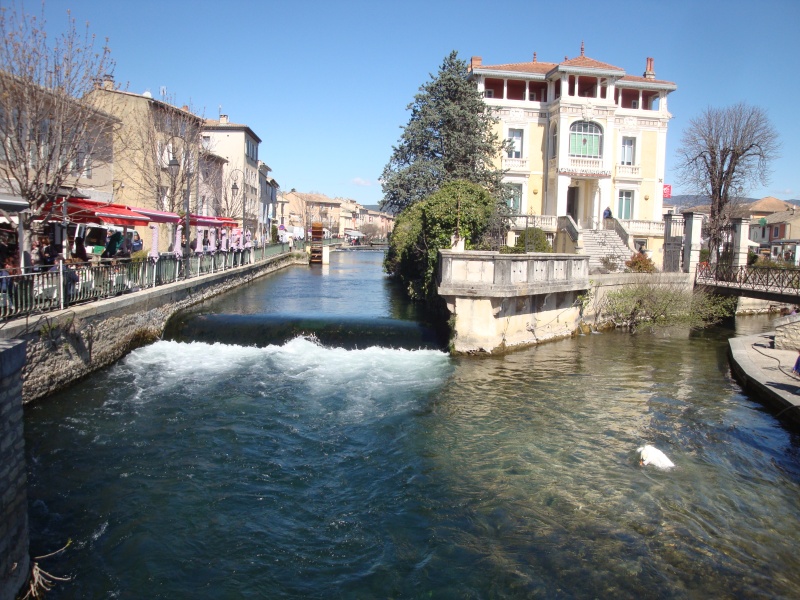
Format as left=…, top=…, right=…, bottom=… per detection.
left=24, top=252, right=800, bottom=598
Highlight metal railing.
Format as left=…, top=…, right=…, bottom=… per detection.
left=0, top=242, right=300, bottom=321
left=695, top=262, right=800, bottom=297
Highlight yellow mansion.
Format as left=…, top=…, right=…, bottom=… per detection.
left=470, top=45, right=676, bottom=255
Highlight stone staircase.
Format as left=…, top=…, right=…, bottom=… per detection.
left=581, top=229, right=633, bottom=273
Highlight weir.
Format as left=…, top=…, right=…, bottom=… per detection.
left=165, top=313, right=444, bottom=350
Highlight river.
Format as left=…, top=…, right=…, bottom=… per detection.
left=24, top=251, right=800, bottom=599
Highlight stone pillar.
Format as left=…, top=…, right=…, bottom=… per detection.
left=662, top=212, right=685, bottom=273
left=0, top=339, right=29, bottom=600
left=730, top=217, right=751, bottom=267
left=682, top=212, right=705, bottom=276
left=555, top=174, right=570, bottom=217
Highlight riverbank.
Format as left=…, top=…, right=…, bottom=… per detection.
left=0, top=251, right=307, bottom=403
left=728, top=332, right=800, bottom=428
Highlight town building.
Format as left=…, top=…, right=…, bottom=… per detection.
left=470, top=45, right=676, bottom=257
left=203, top=115, right=262, bottom=236
left=86, top=81, right=213, bottom=250
left=258, top=161, right=279, bottom=242
left=275, top=191, right=394, bottom=240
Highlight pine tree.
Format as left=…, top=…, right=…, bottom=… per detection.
left=380, top=51, right=509, bottom=214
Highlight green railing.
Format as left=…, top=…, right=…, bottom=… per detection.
left=695, top=262, right=800, bottom=296
left=0, top=243, right=295, bottom=321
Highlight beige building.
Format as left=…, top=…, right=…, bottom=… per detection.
left=203, top=115, right=262, bottom=234
left=275, top=191, right=393, bottom=239
left=86, top=82, right=211, bottom=250
left=470, top=47, right=676, bottom=260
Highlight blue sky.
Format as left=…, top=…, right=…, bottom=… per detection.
left=38, top=0, right=800, bottom=205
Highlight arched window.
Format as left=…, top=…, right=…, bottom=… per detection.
left=569, top=121, right=603, bottom=158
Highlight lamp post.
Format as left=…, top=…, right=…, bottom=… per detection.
left=228, top=168, right=248, bottom=263
left=231, top=180, right=240, bottom=265
left=168, top=155, right=180, bottom=255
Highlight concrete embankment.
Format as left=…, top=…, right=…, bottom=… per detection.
left=728, top=333, right=800, bottom=428
left=0, top=252, right=307, bottom=404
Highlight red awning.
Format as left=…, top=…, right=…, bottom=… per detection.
left=190, top=214, right=239, bottom=227
left=126, top=206, right=181, bottom=224
left=42, top=198, right=151, bottom=227
left=123, top=206, right=238, bottom=228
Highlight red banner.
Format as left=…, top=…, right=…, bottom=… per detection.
left=663, top=184, right=672, bottom=199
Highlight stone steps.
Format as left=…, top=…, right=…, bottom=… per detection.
left=582, top=230, right=632, bottom=272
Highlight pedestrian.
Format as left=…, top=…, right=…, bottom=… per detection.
left=131, top=232, right=143, bottom=253
left=74, top=237, right=89, bottom=262
left=603, top=206, right=612, bottom=220
left=794, top=350, right=800, bottom=377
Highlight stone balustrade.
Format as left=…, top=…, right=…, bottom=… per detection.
left=438, top=250, right=589, bottom=297
left=437, top=250, right=590, bottom=353
left=616, top=219, right=665, bottom=236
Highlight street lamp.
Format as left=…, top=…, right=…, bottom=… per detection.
left=231, top=180, right=241, bottom=237
left=168, top=155, right=181, bottom=255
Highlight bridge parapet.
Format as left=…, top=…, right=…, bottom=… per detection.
left=696, top=262, right=800, bottom=303
left=437, top=250, right=589, bottom=298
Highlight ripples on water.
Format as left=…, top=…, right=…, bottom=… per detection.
left=23, top=254, right=800, bottom=598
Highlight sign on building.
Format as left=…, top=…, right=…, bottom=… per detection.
left=663, top=184, right=672, bottom=199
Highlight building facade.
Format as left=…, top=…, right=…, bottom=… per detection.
left=86, top=83, right=207, bottom=250
left=470, top=46, right=676, bottom=232
left=203, top=115, right=262, bottom=234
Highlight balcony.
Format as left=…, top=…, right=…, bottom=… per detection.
left=552, top=156, right=610, bottom=178
left=616, top=164, right=641, bottom=178
left=502, top=157, right=529, bottom=172
left=508, top=214, right=558, bottom=232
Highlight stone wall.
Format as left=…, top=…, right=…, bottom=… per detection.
left=773, top=314, right=800, bottom=351
left=581, top=272, right=694, bottom=326
left=0, top=339, right=29, bottom=600
left=0, top=252, right=307, bottom=403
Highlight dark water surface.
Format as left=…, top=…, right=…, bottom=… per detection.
left=25, top=252, right=800, bottom=599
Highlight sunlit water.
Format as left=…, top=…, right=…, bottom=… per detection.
left=25, top=252, right=800, bottom=599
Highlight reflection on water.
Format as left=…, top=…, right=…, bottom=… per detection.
left=24, top=253, right=800, bottom=598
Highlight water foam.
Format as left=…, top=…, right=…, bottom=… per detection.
left=120, top=337, right=452, bottom=414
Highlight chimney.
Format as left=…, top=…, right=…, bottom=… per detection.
left=644, top=57, right=655, bottom=79
left=470, top=56, right=482, bottom=71
left=219, top=114, right=229, bottom=124
left=181, top=105, right=189, bottom=112
left=102, top=74, right=114, bottom=90
left=532, top=52, right=537, bottom=63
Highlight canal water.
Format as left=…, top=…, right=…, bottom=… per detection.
left=24, top=251, right=800, bottom=599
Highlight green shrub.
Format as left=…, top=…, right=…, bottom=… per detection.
left=625, top=252, right=656, bottom=273
left=513, top=227, right=552, bottom=253
left=384, top=180, right=497, bottom=302
left=601, top=275, right=736, bottom=333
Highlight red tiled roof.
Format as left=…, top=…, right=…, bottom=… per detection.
left=478, top=61, right=557, bottom=75
left=475, top=54, right=675, bottom=86
left=749, top=196, right=794, bottom=213
left=560, top=56, right=624, bottom=71
left=619, top=74, right=677, bottom=86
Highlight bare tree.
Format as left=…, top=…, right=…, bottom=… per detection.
left=676, top=102, right=780, bottom=260
left=0, top=3, right=115, bottom=258
left=214, top=169, right=246, bottom=223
